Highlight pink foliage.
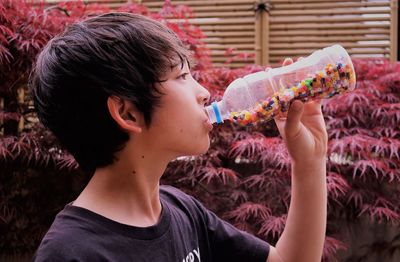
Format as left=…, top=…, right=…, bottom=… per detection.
left=0, top=0, right=399, bottom=260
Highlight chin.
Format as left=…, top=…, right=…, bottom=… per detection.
left=183, top=137, right=211, bottom=156
left=199, top=135, right=211, bottom=153
left=197, top=143, right=210, bottom=155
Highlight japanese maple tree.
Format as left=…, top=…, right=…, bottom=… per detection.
left=0, top=0, right=399, bottom=261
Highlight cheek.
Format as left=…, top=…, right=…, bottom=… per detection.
left=150, top=108, right=209, bottom=154
left=157, top=92, right=197, bottom=130
left=150, top=102, right=191, bottom=140
left=148, top=88, right=209, bottom=152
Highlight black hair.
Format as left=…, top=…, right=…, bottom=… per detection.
left=29, top=12, right=191, bottom=173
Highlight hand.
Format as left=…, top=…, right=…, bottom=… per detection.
left=270, top=58, right=328, bottom=164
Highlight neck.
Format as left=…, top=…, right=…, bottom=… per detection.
left=73, top=140, right=174, bottom=227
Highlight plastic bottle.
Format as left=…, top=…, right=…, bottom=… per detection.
left=205, top=44, right=356, bottom=126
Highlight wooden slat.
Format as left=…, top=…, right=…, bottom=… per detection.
left=270, top=8, right=390, bottom=16
left=270, top=43, right=390, bottom=49
left=206, top=44, right=254, bottom=49
left=203, top=38, right=254, bottom=44
left=64, top=0, right=124, bottom=2
left=270, top=35, right=390, bottom=43
left=142, top=0, right=254, bottom=7
left=158, top=11, right=254, bottom=18
left=178, top=4, right=252, bottom=12
left=269, top=29, right=391, bottom=36
left=199, top=24, right=254, bottom=31
left=148, top=3, right=254, bottom=12
left=147, top=4, right=252, bottom=12
left=270, top=49, right=390, bottom=56
left=272, top=1, right=390, bottom=10
left=271, top=0, right=369, bottom=3
left=269, top=53, right=389, bottom=63
left=36, top=0, right=127, bottom=5
left=270, top=16, right=390, bottom=24
left=213, top=63, right=253, bottom=68
left=168, top=18, right=255, bottom=25
left=270, top=23, right=390, bottom=30
left=211, top=57, right=255, bottom=62
left=261, top=5, right=270, bottom=65
left=107, top=3, right=133, bottom=8
left=211, top=50, right=255, bottom=55
left=390, top=0, right=398, bottom=62
left=205, top=31, right=254, bottom=37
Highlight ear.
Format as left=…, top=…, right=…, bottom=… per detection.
left=107, top=96, right=142, bottom=134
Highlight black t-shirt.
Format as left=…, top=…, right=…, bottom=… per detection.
left=33, top=185, right=269, bottom=262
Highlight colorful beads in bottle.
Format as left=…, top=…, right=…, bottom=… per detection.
left=230, top=62, right=355, bottom=126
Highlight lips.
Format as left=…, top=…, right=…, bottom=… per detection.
left=203, top=109, right=213, bottom=131
left=204, top=119, right=213, bottom=131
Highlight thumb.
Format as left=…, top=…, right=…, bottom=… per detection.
left=285, top=100, right=304, bottom=138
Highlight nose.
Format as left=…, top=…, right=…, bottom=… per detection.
left=196, top=83, right=211, bottom=106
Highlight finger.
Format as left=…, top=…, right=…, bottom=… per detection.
left=274, top=57, right=293, bottom=135
left=265, top=66, right=272, bottom=72
left=274, top=117, right=286, bottom=140
left=282, top=57, right=293, bottom=66
left=312, top=98, right=322, bottom=104
left=310, top=99, right=323, bottom=108
left=294, top=57, right=305, bottom=80
left=303, top=99, right=322, bottom=115
left=285, top=100, right=304, bottom=138
left=279, top=58, right=293, bottom=90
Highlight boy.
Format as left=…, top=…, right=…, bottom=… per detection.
left=30, top=13, right=327, bottom=262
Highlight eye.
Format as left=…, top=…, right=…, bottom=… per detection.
left=178, top=73, right=189, bottom=80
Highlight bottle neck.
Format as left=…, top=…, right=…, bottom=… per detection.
left=205, top=101, right=225, bottom=124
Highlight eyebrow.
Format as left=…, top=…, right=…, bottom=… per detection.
left=170, top=60, right=185, bottom=71
left=157, top=61, right=186, bottom=83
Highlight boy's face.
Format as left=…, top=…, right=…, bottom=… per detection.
left=144, top=61, right=212, bottom=158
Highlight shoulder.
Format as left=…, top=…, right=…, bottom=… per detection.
left=160, top=185, right=193, bottom=203
left=34, top=235, right=99, bottom=262
left=160, top=185, right=208, bottom=218
left=160, top=185, right=192, bottom=201
left=33, top=205, right=105, bottom=261
left=160, top=185, right=202, bottom=208
left=34, top=232, right=77, bottom=261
